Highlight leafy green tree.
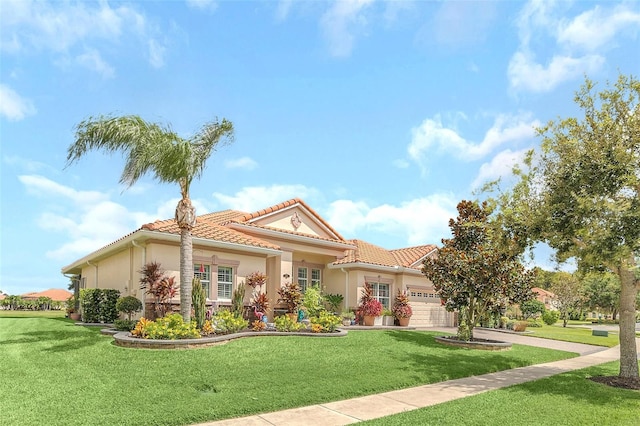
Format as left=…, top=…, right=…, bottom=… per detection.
left=496, top=74, right=639, bottom=378
left=422, top=200, right=534, bottom=341
left=520, top=299, right=545, bottom=319
left=66, top=115, right=234, bottom=322
left=550, top=272, right=584, bottom=327
left=582, top=272, right=620, bottom=320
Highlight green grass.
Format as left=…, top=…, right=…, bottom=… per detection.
left=526, top=323, right=620, bottom=347
left=0, top=309, right=66, bottom=318
left=365, top=361, right=640, bottom=426
left=1, top=315, right=576, bottom=426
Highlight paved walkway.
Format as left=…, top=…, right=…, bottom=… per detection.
left=194, top=329, right=640, bottom=426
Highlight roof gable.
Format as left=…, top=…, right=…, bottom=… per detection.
left=228, top=198, right=346, bottom=241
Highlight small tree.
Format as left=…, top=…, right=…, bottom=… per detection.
left=116, top=296, right=143, bottom=321
left=520, top=299, right=546, bottom=320
left=550, top=272, right=584, bottom=327
left=423, top=200, right=535, bottom=341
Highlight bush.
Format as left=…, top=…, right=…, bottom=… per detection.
left=192, top=277, right=206, bottom=329
left=101, top=289, right=120, bottom=323
left=499, top=316, right=509, bottom=328
left=542, top=310, right=560, bottom=325
left=274, top=314, right=304, bottom=332
left=309, top=311, right=341, bottom=333
left=213, top=309, right=248, bottom=334
left=114, top=319, right=137, bottom=331
left=513, top=321, right=528, bottom=332
left=79, top=289, right=120, bottom=323
left=116, top=296, right=142, bottom=321
left=132, top=314, right=200, bottom=340
left=302, top=285, right=325, bottom=318
left=527, top=318, right=544, bottom=327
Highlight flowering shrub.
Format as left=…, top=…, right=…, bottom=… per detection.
left=274, top=314, right=304, bottom=332
left=310, top=324, right=323, bottom=333
left=201, top=320, right=215, bottom=336
left=251, top=320, right=267, bottom=331
left=392, top=289, right=413, bottom=319
left=213, top=309, right=248, bottom=334
left=361, top=299, right=383, bottom=317
left=131, top=314, right=200, bottom=340
left=309, top=311, right=341, bottom=332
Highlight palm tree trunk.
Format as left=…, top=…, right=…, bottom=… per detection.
left=617, top=257, right=639, bottom=378
left=179, top=227, right=193, bottom=322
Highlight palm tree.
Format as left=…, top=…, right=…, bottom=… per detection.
left=66, top=115, right=234, bottom=321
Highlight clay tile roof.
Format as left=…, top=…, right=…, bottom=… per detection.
left=390, top=244, right=437, bottom=268
left=229, top=198, right=346, bottom=241
left=333, top=241, right=437, bottom=270
left=333, top=239, right=398, bottom=268
left=22, top=288, right=73, bottom=301
left=141, top=215, right=280, bottom=250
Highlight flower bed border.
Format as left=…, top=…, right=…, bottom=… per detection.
left=113, top=328, right=348, bottom=349
left=434, top=335, right=512, bottom=351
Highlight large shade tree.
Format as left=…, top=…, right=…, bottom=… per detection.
left=496, top=74, right=639, bottom=379
left=66, top=115, right=234, bottom=322
left=422, top=200, right=534, bottom=341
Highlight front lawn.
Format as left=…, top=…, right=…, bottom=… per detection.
left=1, top=315, right=576, bottom=425
left=527, top=323, right=620, bottom=347
left=365, top=361, right=640, bottom=425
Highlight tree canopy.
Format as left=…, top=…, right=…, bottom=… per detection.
left=494, top=74, right=639, bottom=378
left=422, top=200, right=534, bottom=341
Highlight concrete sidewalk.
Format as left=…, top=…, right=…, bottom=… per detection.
left=195, top=331, right=639, bottom=426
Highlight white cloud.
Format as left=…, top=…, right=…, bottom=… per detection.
left=408, top=113, right=538, bottom=167
left=326, top=195, right=458, bottom=246
left=185, top=0, right=218, bottom=12
left=508, top=1, right=640, bottom=93
left=275, top=0, right=293, bottom=21
left=320, top=0, right=374, bottom=57
left=212, top=184, right=320, bottom=213
left=471, top=148, right=529, bottom=189
left=224, top=156, right=258, bottom=170
left=557, top=5, right=640, bottom=52
left=0, top=84, right=36, bottom=121
left=1, top=0, right=168, bottom=70
left=76, top=48, right=115, bottom=78
left=3, top=155, right=56, bottom=173
left=19, top=174, right=108, bottom=205
left=148, top=38, right=166, bottom=68
left=18, top=175, right=175, bottom=261
left=392, top=159, right=409, bottom=169
left=508, top=50, right=604, bottom=93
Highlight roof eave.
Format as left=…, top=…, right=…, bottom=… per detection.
left=228, top=223, right=356, bottom=250
left=61, top=229, right=283, bottom=275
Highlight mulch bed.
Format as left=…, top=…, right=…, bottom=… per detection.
left=589, top=376, right=640, bottom=390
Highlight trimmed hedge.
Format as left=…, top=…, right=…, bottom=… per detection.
left=80, top=289, right=120, bottom=323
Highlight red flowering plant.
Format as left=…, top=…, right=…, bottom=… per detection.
left=392, top=289, right=413, bottom=319
left=359, top=283, right=383, bottom=317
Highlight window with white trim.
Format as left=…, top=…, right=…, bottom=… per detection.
left=194, top=264, right=211, bottom=299
left=296, top=266, right=322, bottom=293
left=370, top=282, right=390, bottom=309
left=217, top=266, right=233, bottom=300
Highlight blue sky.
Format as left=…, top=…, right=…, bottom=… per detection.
left=1, top=0, right=639, bottom=295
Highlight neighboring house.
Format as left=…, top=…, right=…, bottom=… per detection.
left=532, top=287, right=557, bottom=311
left=22, top=288, right=73, bottom=302
left=61, top=198, right=453, bottom=327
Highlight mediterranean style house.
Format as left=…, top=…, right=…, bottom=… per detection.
left=61, top=198, right=454, bottom=327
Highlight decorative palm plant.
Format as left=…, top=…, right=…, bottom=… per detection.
left=392, top=289, right=413, bottom=319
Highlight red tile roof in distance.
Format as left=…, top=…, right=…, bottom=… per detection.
left=22, top=288, right=73, bottom=301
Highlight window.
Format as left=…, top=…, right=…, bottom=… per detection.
left=194, top=264, right=211, bottom=299
left=370, top=282, right=390, bottom=309
left=217, top=266, right=233, bottom=300
left=297, top=267, right=308, bottom=292
left=311, top=268, right=321, bottom=287
left=296, top=266, right=322, bottom=293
